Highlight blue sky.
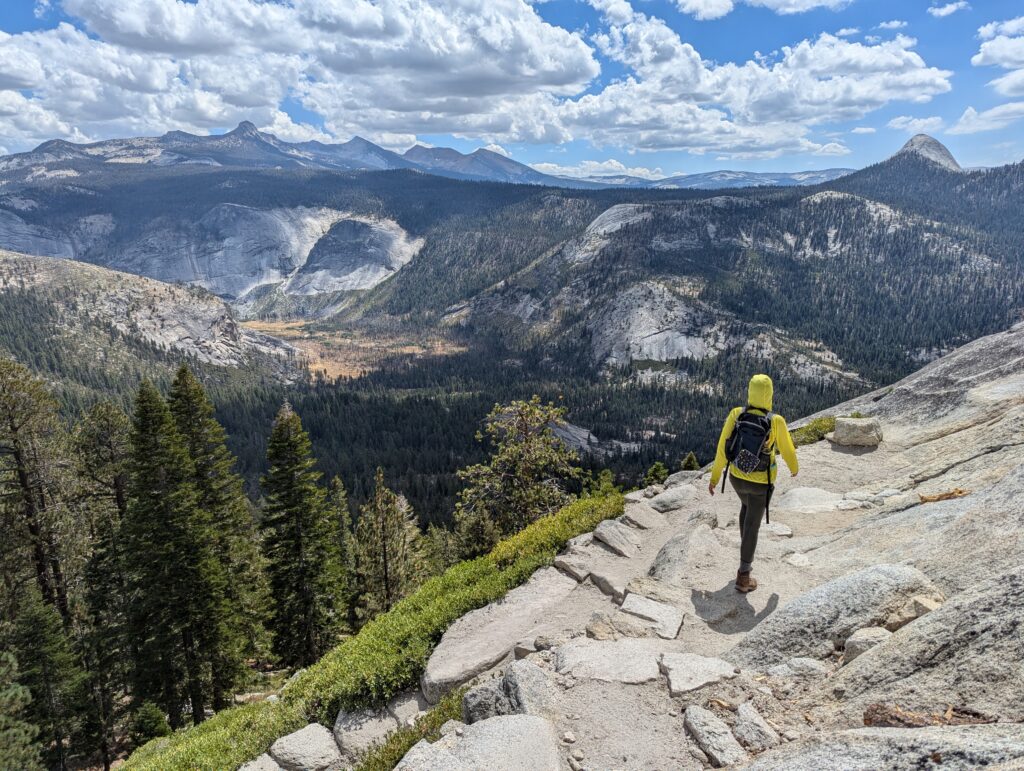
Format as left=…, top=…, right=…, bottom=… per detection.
left=1, top=0, right=1022, bottom=176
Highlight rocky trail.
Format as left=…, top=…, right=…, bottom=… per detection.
left=251, top=322, right=1024, bottom=771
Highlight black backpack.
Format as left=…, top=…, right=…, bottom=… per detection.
left=725, top=407, right=775, bottom=476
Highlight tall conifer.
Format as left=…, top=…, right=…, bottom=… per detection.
left=261, top=404, right=342, bottom=667
left=167, top=365, right=269, bottom=705
left=0, top=651, right=43, bottom=771
left=353, top=468, right=423, bottom=622
left=123, top=380, right=232, bottom=727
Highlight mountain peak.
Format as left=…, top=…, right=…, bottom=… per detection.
left=230, top=120, right=261, bottom=138
left=896, top=134, right=962, bottom=172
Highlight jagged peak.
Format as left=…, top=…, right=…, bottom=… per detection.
left=895, top=134, right=962, bottom=173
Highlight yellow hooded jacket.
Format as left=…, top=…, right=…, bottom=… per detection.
left=710, top=374, right=799, bottom=487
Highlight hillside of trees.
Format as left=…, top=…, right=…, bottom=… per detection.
left=0, top=358, right=596, bottom=769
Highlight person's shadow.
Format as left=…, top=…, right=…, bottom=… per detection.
left=691, top=582, right=779, bottom=634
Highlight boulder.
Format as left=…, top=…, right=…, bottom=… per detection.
left=647, top=529, right=700, bottom=584
left=619, top=593, right=683, bottom=639
left=394, top=715, right=560, bottom=771
left=622, top=505, right=668, bottom=530
left=729, top=564, right=942, bottom=668
left=269, top=723, right=344, bottom=771
left=659, top=653, right=737, bottom=696
left=592, top=519, right=640, bottom=557
left=664, top=470, right=702, bottom=488
left=828, top=570, right=1024, bottom=721
left=733, top=702, right=780, bottom=752
left=332, top=707, right=398, bottom=762
left=742, top=725, right=1024, bottom=770
left=240, top=754, right=283, bottom=771
left=461, top=660, right=555, bottom=724
left=683, top=706, right=749, bottom=767
left=554, top=638, right=663, bottom=684
left=461, top=679, right=511, bottom=724
left=829, top=417, right=883, bottom=447
left=421, top=567, right=576, bottom=703
left=843, top=627, right=892, bottom=663
left=649, top=486, right=698, bottom=513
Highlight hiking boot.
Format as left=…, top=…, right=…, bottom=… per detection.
left=736, top=570, right=758, bottom=593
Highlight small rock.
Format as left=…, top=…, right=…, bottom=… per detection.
left=462, top=679, right=512, bottom=724
left=593, top=520, right=640, bottom=557
left=643, top=484, right=664, bottom=498
left=837, top=500, right=866, bottom=511
left=567, top=532, right=594, bottom=550
left=619, top=593, right=683, bottom=639
left=588, top=570, right=627, bottom=603
left=734, top=702, right=780, bottom=752
left=884, top=592, right=945, bottom=631
left=659, top=653, right=737, bottom=696
left=269, top=724, right=343, bottom=771
left=829, top=417, right=883, bottom=447
left=439, top=719, right=465, bottom=737
left=571, top=748, right=585, bottom=761
left=514, top=639, right=538, bottom=659
left=563, top=730, right=576, bottom=744
left=534, top=634, right=569, bottom=651
left=553, top=554, right=591, bottom=582
left=763, top=522, right=793, bottom=538
left=843, top=627, right=893, bottom=663
left=684, top=705, right=749, bottom=767
left=568, top=758, right=583, bottom=771
left=784, top=552, right=811, bottom=567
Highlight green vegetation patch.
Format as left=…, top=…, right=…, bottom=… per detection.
left=124, top=490, right=623, bottom=770
left=354, top=688, right=466, bottom=771
left=126, top=701, right=305, bottom=771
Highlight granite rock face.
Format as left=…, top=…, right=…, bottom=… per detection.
left=743, top=725, right=1024, bottom=770
left=728, top=564, right=942, bottom=668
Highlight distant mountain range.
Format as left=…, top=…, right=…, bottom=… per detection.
left=0, top=121, right=855, bottom=190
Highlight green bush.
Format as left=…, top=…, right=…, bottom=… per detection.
left=354, top=688, right=465, bottom=771
left=125, top=701, right=305, bottom=771
left=123, top=490, right=623, bottom=770
left=791, top=416, right=835, bottom=447
left=791, top=412, right=867, bottom=447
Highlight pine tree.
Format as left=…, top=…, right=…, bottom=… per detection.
left=11, top=589, right=87, bottom=771
left=328, top=476, right=356, bottom=627
left=167, top=365, right=268, bottom=706
left=74, top=402, right=133, bottom=769
left=123, top=380, right=231, bottom=727
left=454, top=396, right=582, bottom=557
left=261, top=403, right=343, bottom=667
left=353, top=469, right=423, bottom=622
left=0, top=651, right=43, bottom=771
left=0, top=358, right=73, bottom=624
left=680, top=451, right=700, bottom=471
left=643, top=461, right=669, bottom=486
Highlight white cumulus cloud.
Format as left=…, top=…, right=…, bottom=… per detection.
left=888, top=115, right=945, bottom=133
left=948, top=102, right=1024, bottom=134
left=970, top=16, right=1024, bottom=98
left=532, top=158, right=666, bottom=179
left=877, top=20, right=907, bottom=30
left=928, top=2, right=969, bottom=19
left=851, top=126, right=876, bottom=133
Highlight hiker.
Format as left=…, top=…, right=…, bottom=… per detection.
left=707, top=374, right=798, bottom=593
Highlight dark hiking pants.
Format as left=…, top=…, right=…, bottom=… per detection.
left=730, top=474, right=770, bottom=572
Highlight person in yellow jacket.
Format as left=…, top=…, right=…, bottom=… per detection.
left=708, top=374, right=798, bottom=593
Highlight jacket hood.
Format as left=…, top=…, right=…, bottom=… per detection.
left=748, top=374, right=774, bottom=411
